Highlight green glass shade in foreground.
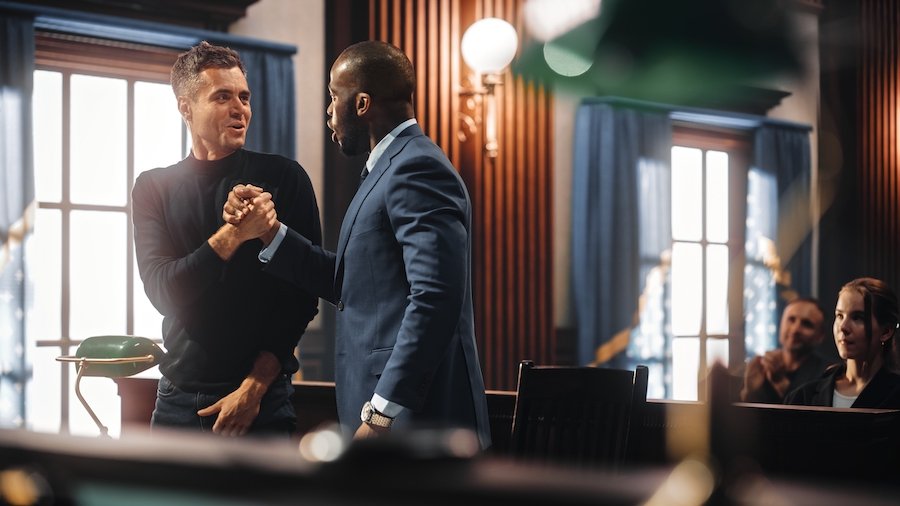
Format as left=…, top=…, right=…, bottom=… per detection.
left=73, top=335, right=164, bottom=378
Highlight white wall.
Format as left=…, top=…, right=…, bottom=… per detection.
left=230, top=0, right=325, bottom=329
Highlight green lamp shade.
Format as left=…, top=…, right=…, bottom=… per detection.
left=74, top=335, right=165, bottom=378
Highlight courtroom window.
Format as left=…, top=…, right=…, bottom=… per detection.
left=627, top=126, right=762, bottom=401
left=27, top=34, right=185, bottom=436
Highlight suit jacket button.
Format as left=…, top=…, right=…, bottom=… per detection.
left=337, top=301, right=344, bottom=311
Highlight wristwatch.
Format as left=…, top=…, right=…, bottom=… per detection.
left=360, top=401, right=394, bottom=428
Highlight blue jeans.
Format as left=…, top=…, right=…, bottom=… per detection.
left=151, top=374, right=296, bottom=438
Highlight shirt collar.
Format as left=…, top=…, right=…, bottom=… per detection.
left=365, top=118, right=418, bottom=174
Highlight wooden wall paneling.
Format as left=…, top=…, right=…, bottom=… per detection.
left=894, top=0, right=899, bottom=275
left=437, top=0, right=448, bottom=150
left=890, top=0, right=899, bottom=281
left=859, top=0, right=900, bottom=287
left=874, top=0, right=885, bottom=274
left=417, top=0, right=427, bottom=136
left=890, top=0, right=896, bottom=273
left=368, top=0, right=554, bottom=390
left=502, top=42, right=514, bottom=387
left=427, top=1, right=438, bottom=140
left=392, top=0, right=402, bottom=47
left=515, top=74, right=526, bottom=367
left=498, top=0, right=513, bottom=389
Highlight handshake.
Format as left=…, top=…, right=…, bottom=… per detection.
left=223, top=184, right=280, bottom=246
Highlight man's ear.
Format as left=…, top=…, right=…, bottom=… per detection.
left=355, top=93, right=371, bottom=116
left=178, top=96, right=192, bottom=122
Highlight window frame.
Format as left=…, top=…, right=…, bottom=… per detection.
left=670, top=123, right=750, bottom=400
left=32, top=32, right=181, bottom=434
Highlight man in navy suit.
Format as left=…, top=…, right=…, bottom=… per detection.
left=224, top=41, right=491, bottom=449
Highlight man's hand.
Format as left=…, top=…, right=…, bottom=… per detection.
left=209, top=185, right=278, bottom=260
left=223, top=184, right=264, bottom=225
left=233, top=190, right=278, bottom=243
left=197, top=384, right=263, bottom=437
left=223, top=184, right=280, bottom=246
left=742, top=351, right=792, bottom=402
left=741, top=356, right=767, bottom=401
left=196, top=351, right=281, bottom=437
left=761, top=350, right=791, bottom=398
left=354, top=421, right=391, bottom=440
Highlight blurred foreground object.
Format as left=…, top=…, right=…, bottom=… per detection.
left=516, top=0, right=803, bottom=105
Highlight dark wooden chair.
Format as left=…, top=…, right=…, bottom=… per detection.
left=509, top=360, right=649, bottom=470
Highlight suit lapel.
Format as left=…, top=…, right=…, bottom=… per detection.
left=333, top=124, right=423, bottom=293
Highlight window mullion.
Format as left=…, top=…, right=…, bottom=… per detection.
left=59, top=70, right=72, bottom=435
left=127, top=79, right=136, bottom=336
left=699, top=150, right=709, bottom=401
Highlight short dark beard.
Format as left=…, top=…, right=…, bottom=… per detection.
left=337, top=108, right=369, bottom=157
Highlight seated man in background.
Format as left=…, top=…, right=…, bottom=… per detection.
left=741, top=297, right=831, bottom=403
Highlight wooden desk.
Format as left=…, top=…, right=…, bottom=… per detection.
left=116, top=378, right=900, bottom=482
left=725, top=402, right=900, bottom=479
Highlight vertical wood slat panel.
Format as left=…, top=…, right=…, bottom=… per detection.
left=858, top=0, right=900, bottom=287
left=438, top=0, right=448, bottom=151
left=890, top=0, right=894, bottom=274
left=369, top=0, right=554, bottom=390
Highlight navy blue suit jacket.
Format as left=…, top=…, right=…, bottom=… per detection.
left=265, top=124, right=491, bottom=448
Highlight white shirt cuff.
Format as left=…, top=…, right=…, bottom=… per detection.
left=258, top=223, right=287, bottom=263
left=372, top=393, right=405, bottom=418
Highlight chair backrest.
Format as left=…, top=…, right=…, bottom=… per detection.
left=509, top=360, right=649, bottom=470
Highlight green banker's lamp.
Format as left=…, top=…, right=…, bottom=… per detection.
left=56, top=335, right=165, bottom=437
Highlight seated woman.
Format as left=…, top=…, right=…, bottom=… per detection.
left=785, top=277, right=900, bottom=408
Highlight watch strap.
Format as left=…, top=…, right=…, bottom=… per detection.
left=362, top=401, right=394, bottom=428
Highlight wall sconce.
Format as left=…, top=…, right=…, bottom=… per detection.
left=459, top=18, right=518, bottom=158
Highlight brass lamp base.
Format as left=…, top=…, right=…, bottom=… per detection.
left=55, top=335, right=164, bottom=437
left=55, top=355, right=158, bottom=437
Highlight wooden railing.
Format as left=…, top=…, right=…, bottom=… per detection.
left=116, top=377, right=900, bottom=481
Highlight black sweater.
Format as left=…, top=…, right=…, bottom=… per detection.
left=784, top=363, right=900, bottom=409
left=132, top=149, right=321, bottom=394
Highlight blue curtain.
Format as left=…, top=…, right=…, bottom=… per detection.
left=572, top=102, right=672, bottom=367
left=231, top=46, right=296, bottom=158
left=0, top=12, right=34, bottom=428
left=753, top=126, right=813, bottom=310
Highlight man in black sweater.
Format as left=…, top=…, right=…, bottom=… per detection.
left=132, top=41, right=321, bottom=437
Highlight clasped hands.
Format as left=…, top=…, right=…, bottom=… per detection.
left=223, top=184, right=279, bottom=245
left=743, top=350, right=792, bottom=399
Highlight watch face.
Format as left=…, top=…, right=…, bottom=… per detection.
left=361, top=402, right=373, bottom=422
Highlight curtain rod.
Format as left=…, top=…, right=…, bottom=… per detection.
left=581, top=96, right=812, bottom=132
left=0, top=0, right=296, bottom=55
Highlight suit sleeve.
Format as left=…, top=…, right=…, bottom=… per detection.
left=375, top=154, right=470, bottom=410
left=263, top=215, right=338, bottom=305
left=259, top=162, right=324, bottom=358
left=132, top=172, right=225, bottom=316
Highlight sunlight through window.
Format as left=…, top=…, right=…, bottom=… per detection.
left=669, top=146, right=731, bottom=400
left=28, top=65, right=181, bottom=436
